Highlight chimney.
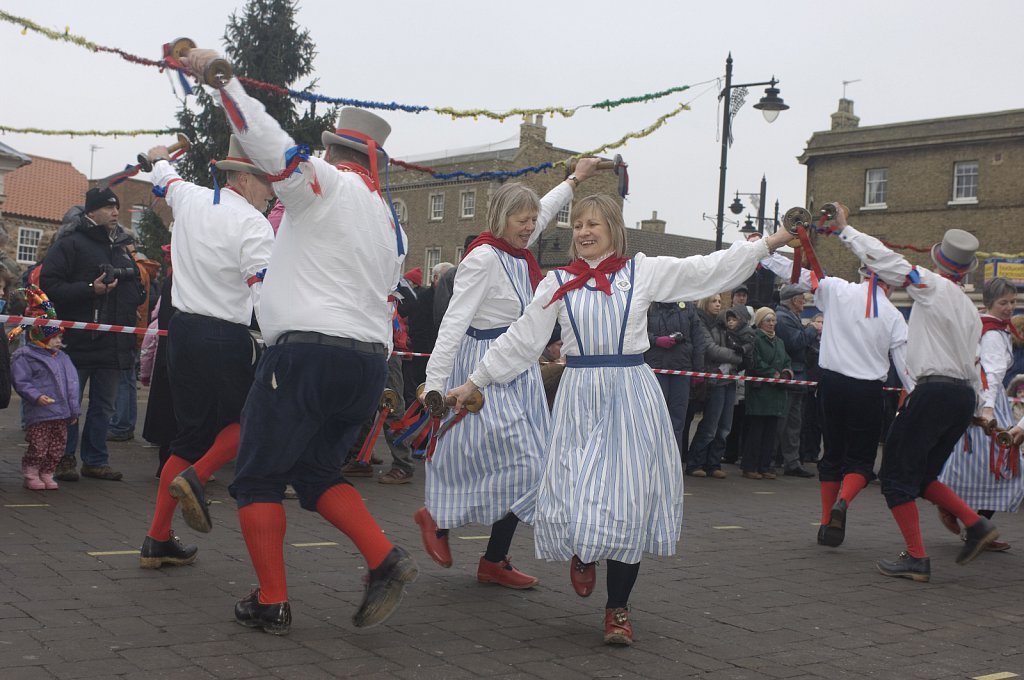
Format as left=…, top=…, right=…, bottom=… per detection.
left=639, top=210, right=665, bottom=234
left=830, top=98, right=860, bottom=130
left=519, top=113, right=547, bottom=147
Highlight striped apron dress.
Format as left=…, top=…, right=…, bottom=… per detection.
left=426, top=248, right=551, bottom=528
left=939, top=331, right=1024, bottom=512
left=534, top=261, right=684, bottom=564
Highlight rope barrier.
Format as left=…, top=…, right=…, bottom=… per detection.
left=0, top=315, right=166, bottom=337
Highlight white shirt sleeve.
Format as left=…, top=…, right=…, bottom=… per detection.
left=838, top=225, right=942, bottom=307
left=470, top=274, right=562, bottom=388
left=979, top=330, right=1009, bottom=409
left=638, top=239, right=770, bottom=304
left=760, top=252, right=814, bottom=291
left=527, top=182, right=573, bottom=248
left=424, top=250, right=498, bottom=393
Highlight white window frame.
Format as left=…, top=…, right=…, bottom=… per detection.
left=392, top=199, right=408, bottom=225
left=16, top=226, right=43, bottom=264
left=455, top=246, right=465, bottom=262
left=949, top=161, right=979, bottom=205
left=460, top=190, right=475, bottom=219
left=429, top=193, right=445, bottom=221
left=556, top=200, right=571, bottom=225
left=424, top=247, right=442, bottom=273
left=863, top=168, right=888, bottom=209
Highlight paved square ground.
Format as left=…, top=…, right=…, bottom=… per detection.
left=1, top=390, right=1022, bottom=679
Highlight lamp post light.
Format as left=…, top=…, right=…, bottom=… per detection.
left=714, top=54, right=788, bottom=250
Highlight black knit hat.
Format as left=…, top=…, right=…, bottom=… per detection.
left=84, top=187, right=119, bottom=214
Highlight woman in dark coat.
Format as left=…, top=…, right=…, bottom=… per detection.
left=742, top=306, right=791, bottom=480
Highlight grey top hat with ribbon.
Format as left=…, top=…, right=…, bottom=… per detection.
left=931, top=228, right=979, bottom=276
left=214, top=135, right=264, bottom=174
left=322, top=107, right=391, bottom=160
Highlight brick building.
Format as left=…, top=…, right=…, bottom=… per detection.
left=798, top=101, right=1024, bottom=282
left=387, top=115, right=624, bottom=273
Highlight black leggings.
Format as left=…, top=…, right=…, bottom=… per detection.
left=484, top=512, right=520, bottom=562
left=606, top=560, right=640, bottom=609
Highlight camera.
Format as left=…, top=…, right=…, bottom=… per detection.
left=98, top=263, right=138, bottom=285
left=669, top=332, right=684, bottom=342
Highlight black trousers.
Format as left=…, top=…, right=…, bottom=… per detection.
left=879, top=381, right=974, bottom=508
left=817, top=370, right=884, bottom=483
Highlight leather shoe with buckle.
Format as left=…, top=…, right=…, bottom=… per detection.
left=957, top=516, right=999, bottom=565
left=139, top=532, right=198, bottom=569
left=877, top=551, right=930, bottom=582
left=603, top=607, right=633, bottom=645
left=413, top=507, right=452, bottom=567
left=570, top=555, right=597, bottom=597
left=234, top=588, right=292, bottom=635
left=168, top=466, right=212, bottom=533
left=477, top=555, right=538, bottom=589
left=819, top=498, right=846, bottom=547
left=353, top=546, right=418, bottom=628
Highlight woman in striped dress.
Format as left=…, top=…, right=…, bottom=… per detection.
left=447, top=195, right=792, bottom=645
left=415, top=160, right=599, bottom=588
left=938, top=277, right=1022, bottom=550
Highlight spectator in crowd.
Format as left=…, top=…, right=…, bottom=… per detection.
left=11, top=287, right=78, bottom=490
left=687, top=295, right=740, bottom=478
left=773, top=285, right=816, bottom=478
left=433, top=235, right=477, bottom=331
left=41, top=186, right=145, bottom=482
left=800, top=313, right=824, bottom=465
left=539, top=325, right=565, bottom=410
left=140, top=255, right=176, bottom=478
left=401, top=263, right=453, bottom=407
left=742, top=307, right=791, bottom=480
left=644, top=299, right=705, bottom=464
left=1004, top=314, right=1024, bottom=388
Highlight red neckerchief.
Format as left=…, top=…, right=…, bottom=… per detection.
left=981, top=314, right=1024, bottom=343
left=544, top=255, right=630, bottom=308
left=464, top=232, right=543, bottom=290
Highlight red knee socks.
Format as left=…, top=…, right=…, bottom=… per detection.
left=922, top=480, right=981, bottom=528
left=890, top=502, right=927, bottom=558
left=839, top=473, right=869, bottom=505
left=819, top=481, right=841, bottom=524
left=193, top=423, right=240, bottom=484
left=147, top=455, right=191, bottom=541
left=239, top=502, right=288, bottom=604
left=316, top=484, right=394, bottom=569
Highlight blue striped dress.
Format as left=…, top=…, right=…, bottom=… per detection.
left=939, top=326, right=1024, bottom=512
left=534, top=262, right=683, bottom=564
left=426, top=247, right=550, bottom=528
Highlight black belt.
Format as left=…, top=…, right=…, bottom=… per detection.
left=917, top=375, right=970, bottom=387
left=276, top=331, right=387, bottom=356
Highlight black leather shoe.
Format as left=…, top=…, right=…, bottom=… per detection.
left=819, top=499, right=847, bottom=547
left=957, top=516, right=999, bottom=565
left=784, top=466, right=815, bottom=478
left=353, top=546, right=418, bottom=628
left=877, top=552, right=931, bottom=582
left=139, top=533, right=198, bottom=569
left=235, top=589, right=291, bottom=635
left=168, top=466, right=212, bottom=533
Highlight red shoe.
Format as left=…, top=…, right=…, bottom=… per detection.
left=413, top=507, right=452, bottom=567
left=985, top=540, right=1011, bottom=552
left=476, top=556, right=538, bottom=589
left=603, top=607, right=633, bottom=645
left=570, top=555, right=596, bottom=597
left=937, top=507, right=961, bottom=535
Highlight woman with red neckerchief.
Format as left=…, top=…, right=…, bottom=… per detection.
left=938, top=277, right=1022, bottom=551
left=447, top=195, right=790, bottom=645
left=414, top=159, right=600, bottom=589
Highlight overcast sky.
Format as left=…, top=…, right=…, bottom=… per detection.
left=2, top=0, right=1022, bottom=243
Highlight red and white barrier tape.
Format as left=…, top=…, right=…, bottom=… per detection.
left=0, top=315, right=167, bottom=337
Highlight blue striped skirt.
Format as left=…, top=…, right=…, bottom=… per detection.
left=534, top=362, right=684, bottom=564
left=425, top=332, right=550, bottom=529
left=939, top=382, right=1024, bottom=512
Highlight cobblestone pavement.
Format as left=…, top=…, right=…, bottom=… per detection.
left=1, top=390, right=1023, bottom=679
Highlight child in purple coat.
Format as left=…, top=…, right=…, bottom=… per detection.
left=11, top=287, right=79, bottom=490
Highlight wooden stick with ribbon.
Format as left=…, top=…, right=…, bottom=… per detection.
left=354, top=389, right=401, bottom=465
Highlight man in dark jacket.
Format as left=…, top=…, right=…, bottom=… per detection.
left=41, top=187, right=145, bottom=482
left=645, top=301, right=706, bottom=460
left=773, top=284, right=817, bottom=478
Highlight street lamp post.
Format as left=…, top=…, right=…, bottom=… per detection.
left=714, top=54, right=788, bottom=250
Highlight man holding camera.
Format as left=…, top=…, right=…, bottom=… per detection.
left=41, top=187, right=145, bottom=481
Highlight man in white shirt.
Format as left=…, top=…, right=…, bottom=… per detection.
left=181, top=47, right=416, bottom=635
left=760, top=254, right=913, bottom=548
left=139, top=137, right=275, bottom=571
left=827, top=207, right=999, bottom=583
